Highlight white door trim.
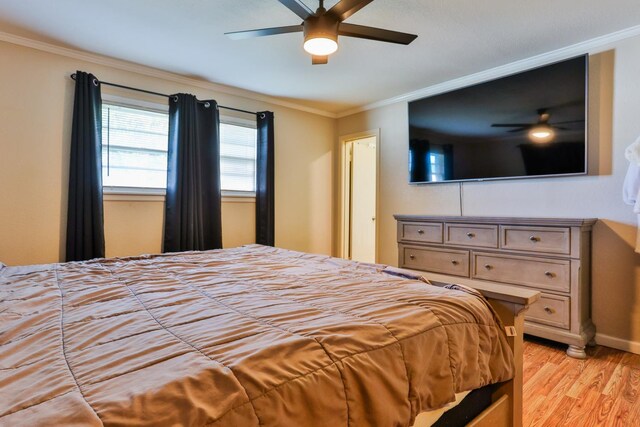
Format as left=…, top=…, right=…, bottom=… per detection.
left=338, top=129, right=380, bottom=261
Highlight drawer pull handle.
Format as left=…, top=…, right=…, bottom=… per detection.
left=544, top=306, right=555, bottom=314
left=409, top=254, right=415, bottom=260
left=466, top=232, right=475, bottom=238
left=484, top=264, right=493, bottom=270
left=530, top=236, right=540, bottom=242
left=544, top=271, right=555, bottom=278
left=451, top=260, right=459, bottom=265
left=418, top=229, right=424, bottom=234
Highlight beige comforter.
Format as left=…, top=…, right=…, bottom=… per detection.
left=0, top=245, right=514, bottom=426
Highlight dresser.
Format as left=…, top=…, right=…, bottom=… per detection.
left=394, top=215, right=597, bottom=358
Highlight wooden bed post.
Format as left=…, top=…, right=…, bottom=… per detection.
left=481, top=299, right=528, bottom=427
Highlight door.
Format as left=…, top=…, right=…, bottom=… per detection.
left=349, top=137, right=377, bottom=263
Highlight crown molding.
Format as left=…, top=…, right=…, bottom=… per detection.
left=4, top=23, right=640, bottom=121
left=336, top=24, right=640, bottom=118
left=0, top=30, right=338, bottom=119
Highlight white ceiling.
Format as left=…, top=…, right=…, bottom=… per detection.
left=1, top=0, right=639, bottom=114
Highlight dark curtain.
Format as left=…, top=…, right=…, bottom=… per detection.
left=65, top=71, right=105, bottom=261
left=256, top=111, right=275, bottom=246
left=164, top=94, right=222, bottom=252
left=409, top=138, right=430, bottom=182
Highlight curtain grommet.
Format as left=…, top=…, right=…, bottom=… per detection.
left=92, top=78, right=99, bottom=87
left=204, top=102, right=211, bottom=108
left=172, top=95, right=179, bottom=102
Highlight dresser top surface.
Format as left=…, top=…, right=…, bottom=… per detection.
left=394, top=215, right=597, bottom=227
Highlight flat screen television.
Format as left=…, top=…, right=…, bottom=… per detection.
left=408, top=55, right=588, bottom=183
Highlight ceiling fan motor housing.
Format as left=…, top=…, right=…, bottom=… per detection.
left=304, top=14, right=339, bottom=45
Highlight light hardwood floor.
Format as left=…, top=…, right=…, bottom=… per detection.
left=523, top=336, right=640, bottom=426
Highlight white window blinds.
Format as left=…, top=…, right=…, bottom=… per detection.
left=220, top=123, right=257, bottom=192
left=102, top=103, right=169, bottom=189
left=101, top=102, right=257, bottom=193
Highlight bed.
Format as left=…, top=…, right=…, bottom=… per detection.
left=0, top=244, right=535, bottom=426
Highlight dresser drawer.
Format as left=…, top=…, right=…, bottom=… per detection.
left=472, top=253, right=570, bottom=292
left=400, top=246, right=469, bottom=277
left=526, top=293, right=570, bottom=329
left=501, top=225, right=570, bottom=255
left=445, top=224, right=498, bottom=248
left=399, top=222, right=443, bottom=243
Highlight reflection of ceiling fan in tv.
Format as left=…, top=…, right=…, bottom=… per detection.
left=225, top=0, right=418, bottom=64
left=491, top=108, right=585, bottom=143
left=491, top=108, right=584, bottom=142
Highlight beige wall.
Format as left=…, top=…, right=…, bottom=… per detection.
left=101, top=196, right=256, bottom=258
left=337, top=38, right=640, bottom=349
left=0, top=40, right=335, bottom=265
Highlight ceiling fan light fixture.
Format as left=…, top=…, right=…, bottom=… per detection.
left=303, top=14, right=339, bottom=56
left=303, top=36, right=338, bottom=56
left=528, top=125, right=555, bottom=143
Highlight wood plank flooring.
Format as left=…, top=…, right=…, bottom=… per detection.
left=523, top=336, right=640, bottom=426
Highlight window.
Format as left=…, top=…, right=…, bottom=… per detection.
left=429, top=152, right=446, bottom=182
left=219, top=123, right=257, bottom=192
left=101, top=101, right=257, bottom=193
left=102, top=103, right=169, bottom=189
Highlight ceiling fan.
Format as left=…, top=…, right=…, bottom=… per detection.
left=225, top=0, right=418, bottom=64
left=491, top=108, right=584, bottom=143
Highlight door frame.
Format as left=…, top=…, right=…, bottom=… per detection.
left=338, top=129, right=380, bottom=261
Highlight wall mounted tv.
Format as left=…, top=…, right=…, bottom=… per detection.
left=408, top=55, right=587, bottom=184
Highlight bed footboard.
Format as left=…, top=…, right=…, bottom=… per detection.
left=414, top=276, right=540, bottom=427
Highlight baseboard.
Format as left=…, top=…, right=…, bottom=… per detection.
left=595, top=333, right=640, bottom=355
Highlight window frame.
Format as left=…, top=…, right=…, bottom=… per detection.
left=100, top=94, right=257, bottom=199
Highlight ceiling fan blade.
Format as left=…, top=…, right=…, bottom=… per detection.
left=328, top=0, right=374, bottom=21
left=507, top=128, right=527, bottom=133
left=312, top=55, right=328, bottom=65
left=225, top=25, right=303, bottom=40
left=491, top=123, right=533, bottom=128
left=550, top=119, right=585, bottom=125
left=277, top=0, right=314, bottom=20
left=338, top=23, right=417, bottom=45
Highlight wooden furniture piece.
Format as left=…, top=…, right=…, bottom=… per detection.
left=412, top=277, right=539, bottom=427
left=395, top=215, right=597, bottom=359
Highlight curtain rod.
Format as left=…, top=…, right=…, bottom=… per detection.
left=70, top=73, right=259, bottom=117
